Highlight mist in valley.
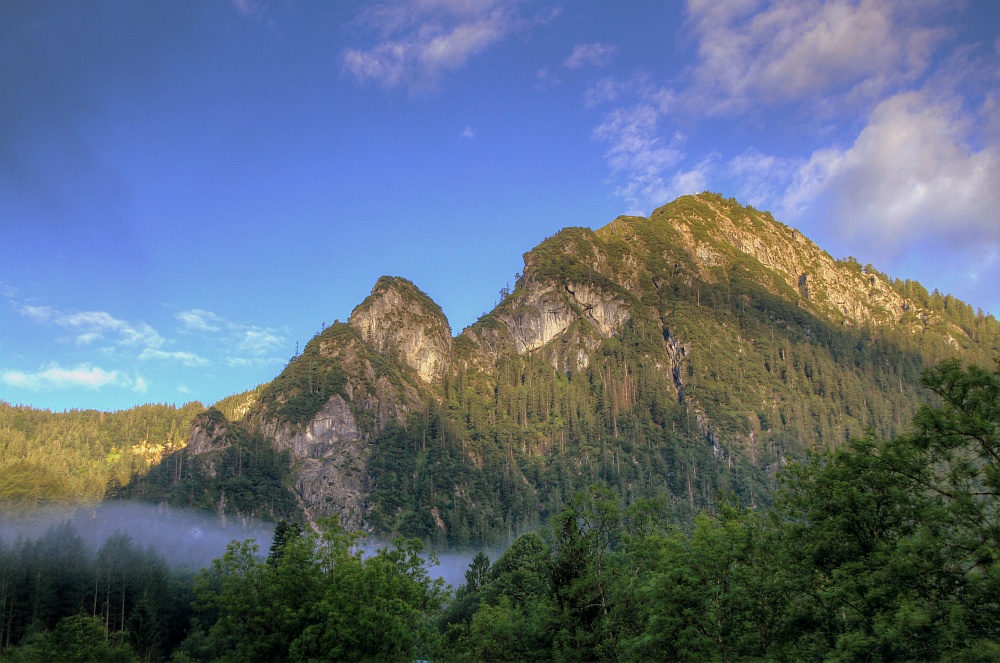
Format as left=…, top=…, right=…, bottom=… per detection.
left=0, top=501, right=490, bottom=588
left=0, top=501, right=275, bottom=570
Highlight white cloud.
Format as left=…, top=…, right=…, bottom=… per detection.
left=781, top=88, right=1000, bottom=254
left=593, top=104, right=689, bottom=213
left=75, top=332, right=101, bottom=346
left=238, top=329, right=284, bottom=357
left=2, top=364, right=124, bottom=391
left=564, top=42, right=617, bottom=69
left=138, top=349, right=209, bottom=367
left=15, top=304, right=164, bottom=349
left=584, top=74, right=673, bottom=111
left=460, top=125, right=476, bottom=139
left=341, top=0, right=536, bottom=92
left=727, top=148, right=804, bottom=209
left=18, top=305, right=58, bottom=322
left=684, top=0, right=948, bottom=115
left=133, top=376, right=148, bottom=393
left=176, top=308, right=287, bottom=366
left=177, top=309, right=223, bottom=333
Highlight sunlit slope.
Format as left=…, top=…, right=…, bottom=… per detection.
left=116, top=193, right=1000, bottom=544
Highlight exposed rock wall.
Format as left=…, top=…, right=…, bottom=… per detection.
left=498, top=281, right=631, bottom=355
left=349, top=276, right=452, bottom=384
left=659, top=198, right=909, bottom=326
left=259, top=395, right=369, bottom=529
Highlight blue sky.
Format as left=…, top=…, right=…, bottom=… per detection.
left=2, top=0, right=999, bottom=412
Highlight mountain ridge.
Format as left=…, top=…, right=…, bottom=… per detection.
left=96, top=193, right=1000, bottom=542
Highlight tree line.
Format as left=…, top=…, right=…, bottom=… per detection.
left=2, top=358, right=1000, bottom=660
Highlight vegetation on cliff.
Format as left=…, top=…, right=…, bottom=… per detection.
left=357, top=194, right=999, bottom=545
left=112, top=410, right=300, bottom=524
left=103, top=194, right=1000, bottom=547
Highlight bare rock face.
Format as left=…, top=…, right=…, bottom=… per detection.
left=349, top=276, right=452, bottom=384
left=260, top=395, right=360, bottom=459
left=259, top=395, right=368, bottom=529
left=188, top=411, right=229, bottom=455
left=459, top=228, right=634, bottom=373
left=499, top=281, right=630, bottom=356
left=250, top=323, right=424, bottom=529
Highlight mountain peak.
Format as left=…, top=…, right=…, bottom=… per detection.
left=348, top=276, right=452, bottom=384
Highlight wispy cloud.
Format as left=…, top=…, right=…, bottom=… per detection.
left=592, top=103, right=690, bottom=213
left=781, top=88, right=1000, bottom=254
left=237, top=329, right=284, bottom=357
left=138, top=349, right=209, bottom=367
left=15, top=304, right=164, bottom=349
left=460, top=125, right=476, bottom=139
left=564, top=42, right=617, bottom=69
left=341, top=0, right=548, bottom=93
left=176, top=307, right=288, bottom=365
left=683, top=0, right=949, bottom=116
left=2, top=364, right=132, bottom=391
left=177, top=309, right=223, bottom=333
left=230, top=0, right=263, bottom=19
left=583, top=0, right=985, bottom=223
left=727, top=148, right=804, bottom=210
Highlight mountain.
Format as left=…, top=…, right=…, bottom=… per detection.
left=119, top=193, right=999, bottom=545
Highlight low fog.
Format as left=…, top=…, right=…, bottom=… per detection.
left=0, top=501, right=493, bottom=588
left=0, top=502, right=275, bottom=570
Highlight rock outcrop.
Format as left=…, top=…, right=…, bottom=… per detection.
left=638, top=196, right=910, bottom=327
left=349, top=276, right=452, bottom=384
left=258, top=395, right=367, bottom=528
left=188, top=410, right=230, bottom=455
left=498, top=281, right=630, bottom=356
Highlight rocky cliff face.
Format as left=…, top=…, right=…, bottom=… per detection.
left=188, top=411, right=229, bottom=455
left=348, top=276, right=452, bottom=384
left=177, top=320, right=425, bottom=528
left=258, top=395, right=367, bottom=528
left=498, top=281, right=631, bottom=356
left=457, top=228, right=637, bottom=373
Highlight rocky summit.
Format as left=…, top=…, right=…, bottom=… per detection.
left=130, top=193, right=1000, bottom=544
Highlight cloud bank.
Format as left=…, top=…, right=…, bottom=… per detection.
left=684, top=0, right=946, bottom=115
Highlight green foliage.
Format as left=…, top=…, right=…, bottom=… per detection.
left=5, top=359, right=1000, bottom=661
left=258, top=322, right=414, bottom=431
left=193, top=525, right=446, bottom=662
left=435, top=360, right=1000, bottom=660
left=211, top=385, right=267, bottom=423
left=0, top=401, right=203, bottom=505
left=0, top=524, right=192, bottom=661
left=116, top=414, right=300, bottom=523
left=2, top=614, right=137, bottom=662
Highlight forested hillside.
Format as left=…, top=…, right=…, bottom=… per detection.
left=0, top=402, right=203, bottom=506
left=117, top=193, right=1000, bottom=546
left=5, top=192, right=1000, bottom=659
left=350, top=194, right=1000, bottom=546
left=4, top=359, right=1000, bottom=661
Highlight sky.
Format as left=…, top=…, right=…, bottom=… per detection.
left=2, top=0, right=999, bottom=412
